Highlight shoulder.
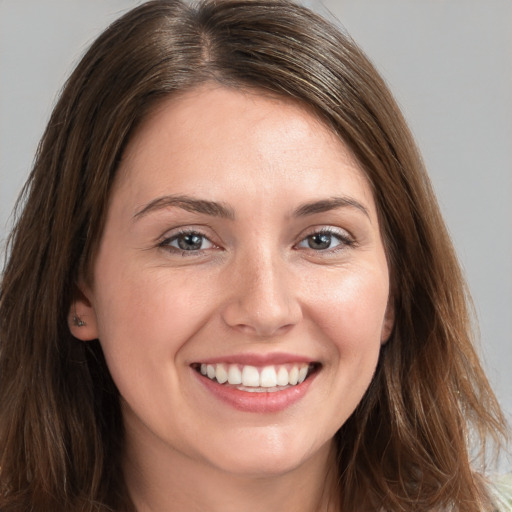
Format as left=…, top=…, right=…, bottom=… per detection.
left=490, top=473, right=512, bottom=511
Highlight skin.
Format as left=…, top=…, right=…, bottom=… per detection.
left=71, top=84, right=394, bottom=512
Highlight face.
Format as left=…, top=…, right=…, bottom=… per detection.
left=72, top=85, right=393, bottom=479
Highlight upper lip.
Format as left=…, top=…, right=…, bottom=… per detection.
left=191, top=352, right=317, bottom=366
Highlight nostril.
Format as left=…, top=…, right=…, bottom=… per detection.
left=221, top=301, right=302, bottom=338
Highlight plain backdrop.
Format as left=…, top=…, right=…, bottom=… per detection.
left=1, top=0, right=511, bottom=460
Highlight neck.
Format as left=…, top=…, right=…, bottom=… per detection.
left=123, top=422, right=340, bottom=512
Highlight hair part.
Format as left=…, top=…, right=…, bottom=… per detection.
left=0, top=1, right=507, bottom=510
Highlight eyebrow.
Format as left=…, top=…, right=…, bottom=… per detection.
left=133, top=194, right=369, bottom=222
left=293, top=196, right=370, bottom=219
left=133, top=195, right=235, bottom=221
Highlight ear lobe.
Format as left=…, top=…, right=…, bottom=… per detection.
left=380, top=299, right=395, bottom=345
left=68, top=285, right=99, bottom=341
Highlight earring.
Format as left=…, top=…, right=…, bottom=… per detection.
left=73, top=314, right=86, bottom=327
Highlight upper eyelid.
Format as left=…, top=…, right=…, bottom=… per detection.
left=156, top=225, right=355, bottom=248
left=157, top=226, right=215, bottom=242
left=297, top=225, right=354, bottom=241
left=157, top=230, right=218, bottom=255
left=294, top=226, right=357, bottom=252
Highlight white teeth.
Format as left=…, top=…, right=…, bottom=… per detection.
left=289, top=366, right=299, bottom=385
left=242, top=365, right=260, bottom=387
left=216, top=363, right=228, bottom=384
left=198, top=362, right=313, bottom=388
left=260, top=366, right=277, bottom=387
left=227, top=365, right=242, bottom=385
left=276, top=366, right=289, bottom=386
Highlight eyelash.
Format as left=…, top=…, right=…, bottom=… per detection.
left=158, top=227, right=356, bottom=256
left=296, top=228, right=356, bottom=253
left=158, top=229, right=217, bottom=256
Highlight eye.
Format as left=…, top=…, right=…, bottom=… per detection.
left=161, top=231, right=215, bottom=252
left=296, top=229, right=354, bottom=251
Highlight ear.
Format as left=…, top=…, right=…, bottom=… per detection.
left=68, top=284, right=99, bottom=341
left=380, top=298, right=395, bottom=345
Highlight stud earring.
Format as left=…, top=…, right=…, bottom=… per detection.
left=73, top=314, right=86, bottom=327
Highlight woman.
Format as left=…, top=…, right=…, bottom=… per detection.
left=0, top=0, right=508, bottom=511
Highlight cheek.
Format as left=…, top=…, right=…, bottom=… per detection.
left=306, top=267, right=388, bottom=388
left=287, top=265, right=389, bottom=433
left=308, top=266, right=389, bottom=342
left=94, top=269, right=212, bottom=355
left=90, top=266, right=219, bottom=430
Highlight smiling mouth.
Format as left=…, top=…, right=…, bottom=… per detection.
left=191, top=362, right=320, bottom=392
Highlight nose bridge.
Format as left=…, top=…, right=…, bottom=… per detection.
left=221, top=244, right=301, bottom=336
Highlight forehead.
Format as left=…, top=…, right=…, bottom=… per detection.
left=114, top=84, right=376, bottom=218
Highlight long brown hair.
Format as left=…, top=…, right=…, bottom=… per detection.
left=0, top=1, right=507, bottom=510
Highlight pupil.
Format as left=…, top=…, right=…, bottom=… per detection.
left=309, top=233, right=331, bottom=250
left=178, top=234, right=202, bottom=250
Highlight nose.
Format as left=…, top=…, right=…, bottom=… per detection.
left=220, top=250, right=303, bottom=337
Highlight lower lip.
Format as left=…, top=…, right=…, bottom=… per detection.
left=194, top=370, right=317, bottom=413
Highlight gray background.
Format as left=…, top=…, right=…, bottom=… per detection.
left=1, top=0, right=510, bottom=457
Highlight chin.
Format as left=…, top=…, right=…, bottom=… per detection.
left=215, top=455, right=306, bottom=479
left=201, top=431, right=332, bottom=479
